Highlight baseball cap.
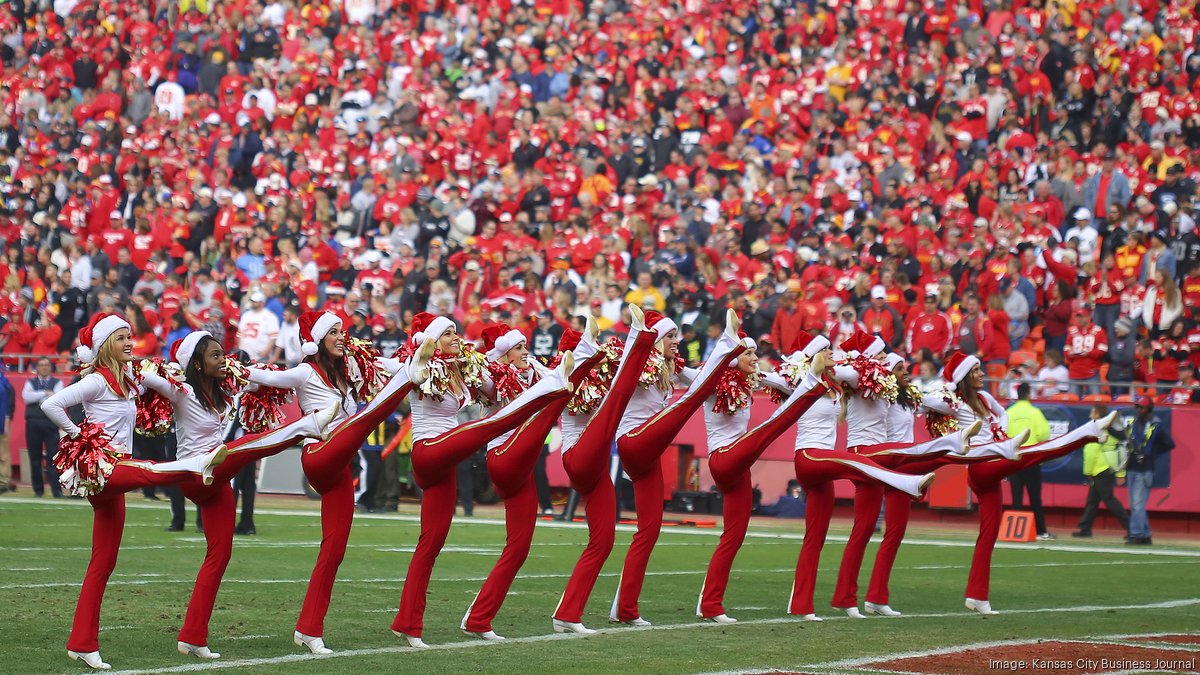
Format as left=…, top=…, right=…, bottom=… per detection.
left=1074, top=208, right=1092, bottom=221
left=1135, top=396, right=1155, bottom=409
left=870, top=285, right=887, bottom=300
left=249, top=291, right=266, bottom=303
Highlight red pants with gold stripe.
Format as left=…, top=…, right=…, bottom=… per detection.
left=294, top=373, right=414, bottom=638
left=610, top=341, right=747, bottom=623
left=461, top=350, right=608, bottom=633
left=175, top=413, right=327, bottom=646
left=964, top=421, right=1100, bottom=601
left=391, top=378, right=571, bottom=638
left=553, top=330, right=656, bottom=625
left=786, top=447, right=931, bottom=617
left=696, top=381, right=829, bottom=619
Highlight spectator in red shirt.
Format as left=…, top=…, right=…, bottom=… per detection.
left=906, top=289, right=953, bottom=357
left=861, top=285, right=904, bottom=351
left=770, top=290, right=806, bottom=355
left=1065, top=307, right=1109, bottom=396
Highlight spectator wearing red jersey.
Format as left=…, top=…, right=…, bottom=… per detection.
left=1065, top=307, right=1109, bottom=396
left=770, top=291, right=807, bottom=355
left=1043, top=281, right=1076, bottom=355
left=1089, top=252, right=1126, bottom=342
left=906, top=290, right=953, bottom=358
left=983, top=294, right=1012, bottom=367
left=1163, top=363, right=1200, bottom=405
left=861, top=285, right=903, bottom=351
left=30, top=309, right=63, bottom=357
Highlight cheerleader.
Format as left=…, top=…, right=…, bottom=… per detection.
left=552, top=306, right=659, bottom=635
left=240, top=311, right=415, bottom=654
left=460, top=320, right=607, bottom=639
left=786, top=333, right=941, bottom=621
left=609, top=310, right=750, bottom=626
left=925, top=352, right=1116, bottom=615
left=833, top=337, right=1025, bottom=619
left=138, top=331, right=336, bottom=659
left=392, top=313, right=574, bottom=648
left=696, top=341, right=833, bottom=623
left=41, top=314, right=229, bottom=670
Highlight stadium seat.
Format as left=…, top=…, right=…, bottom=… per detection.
left=1050, top=393, right=1081, bottom=402
left=1029, top=325, right=1044, bottom=340
left=1009, top=350, right=1038, bottom=367
left=1114, top=395, right=1136, bottom=403
left=1083, top=394, right=1110, bottom=403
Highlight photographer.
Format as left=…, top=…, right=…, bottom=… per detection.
left=1072, top=405, right=1130, bottom=539
left=1125, top=397, right=1175, bottom=545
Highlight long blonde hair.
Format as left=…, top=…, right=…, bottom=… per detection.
left=656, top=337, right=676, bottom=394
left=81, top=331, right=131, bottom=397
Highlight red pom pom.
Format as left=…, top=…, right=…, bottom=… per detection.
left=53, top=421, right=124, bottom=496
left=486, top=361, right=528, bottom=405
left=238, top=365, right=294, bottom=434
left=712, top=368, right=758, bottom=415
left=342, top=336, right=385, bottom=402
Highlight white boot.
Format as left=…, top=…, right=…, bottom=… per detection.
left=315, top=403, right=341, bottom=440
left=609, top=616, right=652, bottom=627
left=391, top=630, right=430, bottom=649
left=798, top=613, right=823, bottom=622
left=462, top=629, right=506, bottom=641
left=629, top=305, right=646, bottom=333
left=843, top=607, right=866, bottom=619
left=965, top=598, right=999, bottom=615
left=1097, top=411, right=1118, bottom=432
left=957, top=421, right=984, bottom=453
left=200, top=444, right=229, bottom=486
left=584, top=315, right=601, bottom=346
left=864, top=602, right=902, bottom=617
left=724, top=308, right=741, bottom=340
left=705, top=614, right=737, bottom=624
left=411, top=337, right=437, bottom=385
left=552, top=619, right=596, bottom=635
left=293, top=631, right=332, bottom=655
left=916, top=472, right=936, bottom=498
left=1001, top=429, right=1029, bottom=459
left=68, top=650, right=111, bottom=670
left=177, top=641, right=221, bottom=659
left=557, top=352, right=575, bottom=393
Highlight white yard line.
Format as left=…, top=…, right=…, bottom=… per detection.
left=98, top=599, right=1200, bottom=675
left=4, top=496, right=1196, bottom=557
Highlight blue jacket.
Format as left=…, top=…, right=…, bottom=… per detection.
left=1082, top=170, right=1132, bottom=217
left=1127, top=415, right=1175, bottom=471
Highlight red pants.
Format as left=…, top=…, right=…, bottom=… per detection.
left=697, top=381, right=828, bottom=619
left=295, top=373, right=414, bottom=637
left=68, top=458, right=216, bottom=653
left=553, top=330, right=656, bottom=624
left=611, top=340, right=746, bottom=622
left=392, top=379, right=571, bottom=638
left=832, top=434, right=970, bottom=609
left=965, top=422, right=1099, bottom=601
left=176, top=415, right=325, bottom=646
left=786, top=448, right=925, bottom=616
left=462, top=350, right=607, bottom=633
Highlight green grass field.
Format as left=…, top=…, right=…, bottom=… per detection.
left=2, top=494, right=1198, bottom=674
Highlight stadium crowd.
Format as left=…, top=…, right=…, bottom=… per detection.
left=0, top=0, right=1198, bottom=403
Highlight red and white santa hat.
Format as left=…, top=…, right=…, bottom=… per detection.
left=170, top=330, right=213, bottom=371
left=883, top=353, right=906, bottom=371
left=76, top=312, right=131, bottom=363
left=410, top=312, right=455, bottom=345
left=644, top=310, right=677, bottom=338
left=728, top=330, right=756, bottom=366
left=481, top=323, right=526, bottom=362
left=942, top=351, right=980, bottom=390
left=558, top=328, right=583, bottom=353
left=794, top=332, right=831, bottom=359
left=299, top=311, right=342, bottom=356
left=839, top=330, right=885, bottom=358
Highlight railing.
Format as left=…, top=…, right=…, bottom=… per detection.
left=0, top=353, right=79, bottom=372
left=979, top=375, right=1194, bottom=404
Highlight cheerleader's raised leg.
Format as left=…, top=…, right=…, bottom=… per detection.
left=293, top=370, right=414, bottom=649
left=963, top=416, right=1112, bottom=615
left=461, top=342, right=609, bottom=636
left=553, top=314, right=657, bottom=633
left=611, top=319, right=748, bottom=625
left=391, top=366, right=572, bottom=644
left=697, top=374, right=830, bottom=622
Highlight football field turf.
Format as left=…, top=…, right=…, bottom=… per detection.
left=2, top=495, right=1198, bottom=674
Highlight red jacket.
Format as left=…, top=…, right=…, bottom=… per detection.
left=906, top=310, right=953, bottom=356
left=861, top=305, right=902, bottom=349
left=1065, top=324, right=1108, bottom=379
